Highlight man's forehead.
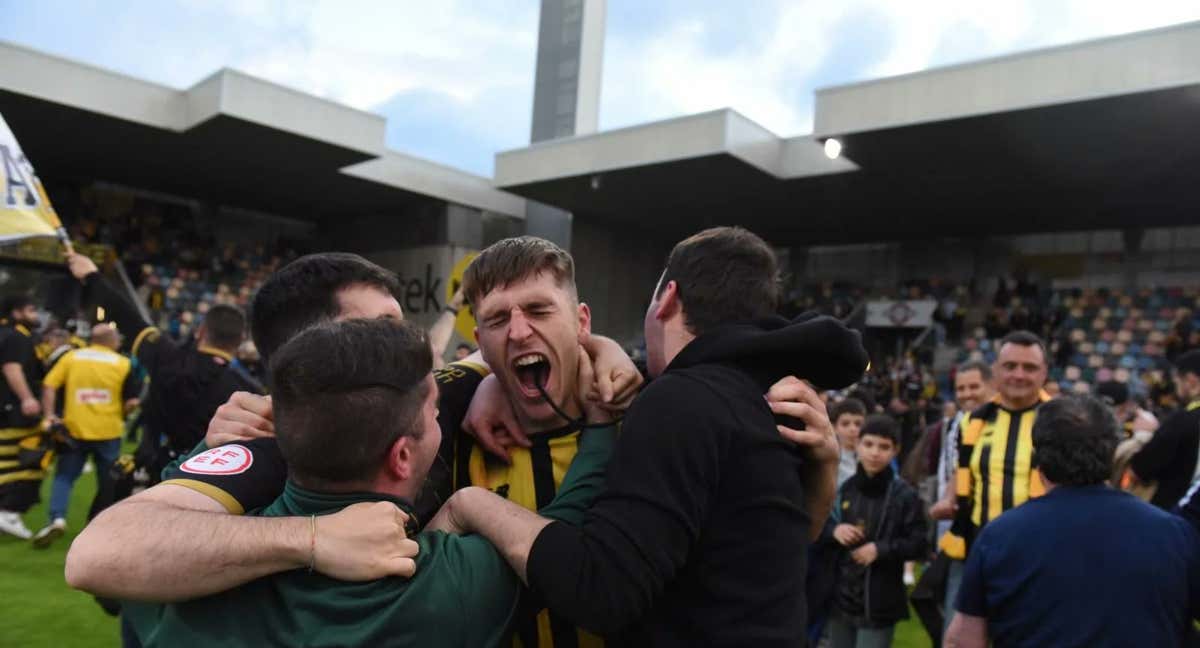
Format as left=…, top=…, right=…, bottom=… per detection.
left=956, top=369, right=984, bottom=385
left=477, top=274, right=573, bottom=310
left=997, top=343, right=1044, bottom=364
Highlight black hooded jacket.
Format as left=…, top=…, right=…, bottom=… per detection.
left=525, top=314, right=868, bottom=647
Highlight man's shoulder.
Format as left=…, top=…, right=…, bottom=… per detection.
left=633, top=369, right=736, bottom=418
left=967, top=401, right=1001, bottom=424
left=888, top=476, right=921, bottom=501
left=1161, top=405, right=1200, bottom=433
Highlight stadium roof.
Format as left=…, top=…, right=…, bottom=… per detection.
left=0, top=41, right=525, bottom=221
left=495, top=21, right=1200, bottom=246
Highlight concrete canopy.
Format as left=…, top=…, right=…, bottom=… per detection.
left=0, top=41, right=524, bottom=221
left=494, top=21, right=1200, bottom=246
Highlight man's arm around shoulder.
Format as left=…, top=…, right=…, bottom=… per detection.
left=66, top=484, right=418, bottom=601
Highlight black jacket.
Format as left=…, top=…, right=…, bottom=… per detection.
left=525, top=314, right=868, bottom=647
left=1131, top=402, right=1200, bottom=509
left=824, top=465, right=928, bottom=626
left=81, top=273, right=263, bottom=475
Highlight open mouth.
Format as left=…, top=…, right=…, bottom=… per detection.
left=513, top=352, right=552, bottom=398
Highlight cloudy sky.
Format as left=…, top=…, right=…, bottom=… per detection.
left=2, top=1, right=1199, bottom=176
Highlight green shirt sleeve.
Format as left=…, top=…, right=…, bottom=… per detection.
left=537, top=424, right=616, bottom=525
left=435, top=532, right=521, bottom=647
left=159, top=439, right=209, bottom=482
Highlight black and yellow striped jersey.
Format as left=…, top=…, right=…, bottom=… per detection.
left=0, top=323, right=45, bottom=486
left=453, top=419, right=604, bottom=648
left=940, top=391, right=1051, bottom=560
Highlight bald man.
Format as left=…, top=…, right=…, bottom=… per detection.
left=34, top=323, right=142, bottom=548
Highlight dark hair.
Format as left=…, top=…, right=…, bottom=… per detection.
left=250, top=253, right=400, bottom=362
left=846, top=387, right=877, bottom=413
left=860, top=414, right=900, bottom=446
left=956, top=360, right=993, bottom=382
left=1, top=294, right=34, bottom=317
left=270, top=319, right=432, bottom=490
left=202, top=304, right=246, bottom=351
left=1031, top=394, right=1118, bottom=487
left=1096, top=380, right=1130, bottom=407
left=1176, top=349, right=1200, bottom=378
left=462, top=236, right=576, bottom=308
left=455, top=343, right=472, bottom=352
left=829, top=398, right=866, bottom=423
left=998, top=330, right=1047, bottom=364
left=657, top=227, right=779, bottom=336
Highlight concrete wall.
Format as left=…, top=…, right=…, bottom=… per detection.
left=570, top=218, right=672, bottom=345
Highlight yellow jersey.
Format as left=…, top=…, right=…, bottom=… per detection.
left=43, top=345, right=136, bottom=441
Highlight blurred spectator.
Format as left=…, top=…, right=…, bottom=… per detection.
left=33, top=323, right=142, bottom=548
left=454, top=344, right=473, bottom=361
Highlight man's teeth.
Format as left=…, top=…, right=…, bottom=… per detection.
left=515, top=354, right=547, bottom=367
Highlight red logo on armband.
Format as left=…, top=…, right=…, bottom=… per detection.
left=179, top=445, right=254, bottom=476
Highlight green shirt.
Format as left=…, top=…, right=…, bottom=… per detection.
left=127, top=426, right=615, bottom=648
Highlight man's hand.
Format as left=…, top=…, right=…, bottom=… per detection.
left=766, top=377, right=837, bottom=465
left=206, top=392, right=274, bottom=448
left=929, top=497, right=957, bottom=521
left=585, top=336, right=643, bottom=414
left=66, top=252, right=99, bottom=281
left=767, top=376, right=839, bottom=540
left=833, top=523, right=865, bottom=547
left=21, top=397, right=41, bottom=417
left=576, top=349, right=611, bottom=425
left=462, top=374, right=529, bottom=463
left=850, top=542, right=879, bottom=566
left=314, top=501, right=419, bottom=580
left=1131, top=409, right=1158, bottom=434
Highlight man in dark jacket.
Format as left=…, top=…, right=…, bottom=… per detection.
left=1132, top=349, right=1200, bottom=509
left=430, top=226, right=869, bottom=646
left=826, top=415, right=928, bottom=648
left=65, top=253, right=263, bottom=479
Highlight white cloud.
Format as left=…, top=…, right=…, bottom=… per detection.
left=600, top=0, right=1200, bottom=137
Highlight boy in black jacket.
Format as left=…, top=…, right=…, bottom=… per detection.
left=828, top=415, right=928, bottom=648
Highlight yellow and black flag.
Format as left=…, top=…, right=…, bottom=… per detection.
left=0, top=112, right=71, bottom=250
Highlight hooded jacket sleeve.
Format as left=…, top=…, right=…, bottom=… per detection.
left=80, top=272, right=166, bottom=370
left=524, top=373, right=729, bottom=636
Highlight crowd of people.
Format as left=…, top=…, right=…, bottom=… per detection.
left=0, top=226, right=1197, bottom=647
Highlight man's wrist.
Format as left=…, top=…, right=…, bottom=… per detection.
left=277, top=516, right=313, bottom=570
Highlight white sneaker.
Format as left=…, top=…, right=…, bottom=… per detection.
left=0, top=511, right=33, bottom=540
left=32, top=517, right=66, bottom=549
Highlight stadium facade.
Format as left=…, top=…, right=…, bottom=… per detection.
left=2, top=13, right=1199, bottom=344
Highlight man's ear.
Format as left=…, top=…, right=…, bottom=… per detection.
left=577, top=302, right=592, bottom=343
left=655, top=280, right=681, bottom=322
left=384, top=436, right=414, bottom=481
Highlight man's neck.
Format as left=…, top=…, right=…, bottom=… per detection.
left=659, top=327, right=697, bottom=375
left=1000, top=394, right=1040, bottom=410
left=519, top=394, right=584, bottom=434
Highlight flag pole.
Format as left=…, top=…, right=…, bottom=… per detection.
left=32, top=176, right=74, bottom=256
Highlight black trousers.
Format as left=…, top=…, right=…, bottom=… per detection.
left=910, top=552, right=951, bottom=648
left=0, top=479, right=41, bottom=513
